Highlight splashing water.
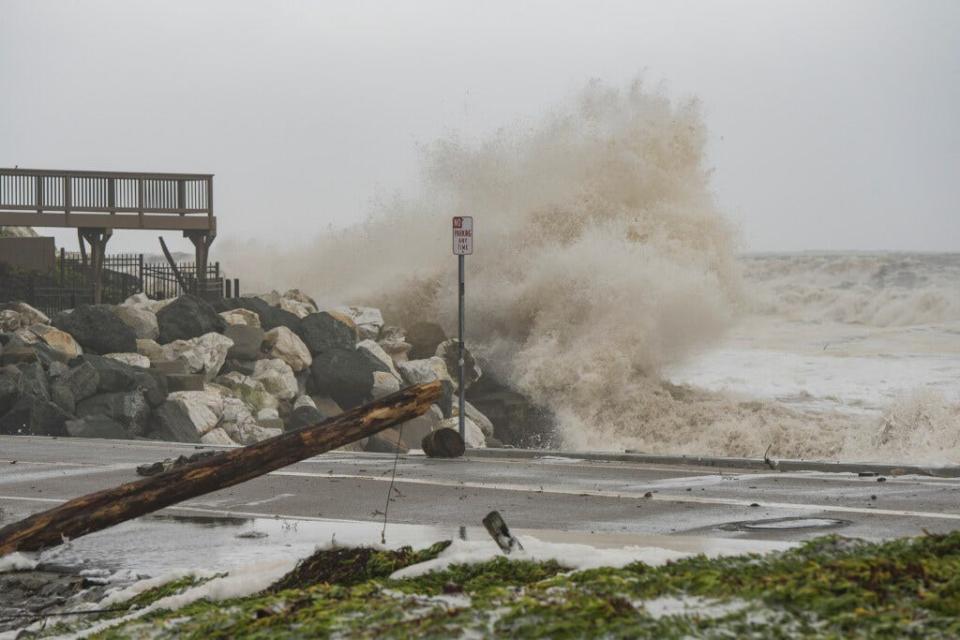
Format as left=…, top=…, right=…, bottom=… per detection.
left=224, top=79, right=743, bottom=450
left=222, top=80, right=960, bottom=463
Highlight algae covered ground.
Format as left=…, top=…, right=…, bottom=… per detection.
left=34, top=531, right=960, bottom=639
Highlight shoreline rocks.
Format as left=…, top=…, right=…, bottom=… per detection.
left=0, top=289, right=497, bottom=449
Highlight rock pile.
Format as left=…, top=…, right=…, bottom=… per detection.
left=0, top=291, right=495, bottom=452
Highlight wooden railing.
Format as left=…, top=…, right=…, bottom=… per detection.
left=0, top=168, right=214, bottom=231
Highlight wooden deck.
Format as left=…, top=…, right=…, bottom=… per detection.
left=0, top=168, right=218, bottom=303
left=0, top=168, right=215, bottom=233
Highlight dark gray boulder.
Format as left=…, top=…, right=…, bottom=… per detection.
left=297, top=312, right=358, bottom=355
left=164, top=373, right=205, bottom=392
left=213, top=297, right=301, bottom=333
left=307, top=347, right=390, bottom=409
left=284, top=405, right=324, bottom=432
left=29, top=399, right=71, bottom=436
left=151, top=401, right=201, bottom=443
left=52, top=305, right=137, bottom=355
left=57, top=361, right=100, bottom=404
left=17, top=362, right=49, bottom=401
left=0, top=335, right=38, bottom=366
left=219, top=359, right=257, bottom=377
left=406, top=322, right=447, bottom=360
left=71, top=355, right=167, bottom=408
left=0, top=396, right=70, bottom=436
left=0, top=366, right=22, bottom=416
left=0, top=397, right=31, bottom=434
left=49, top=382, right=76, bottom=414
left=66, top=415, right=129, bottom=439
left=76, top=391, right=151, bottom=437
left=225, top=325, right=265, bottom=360
left=157, top=294, right=226, bottom=343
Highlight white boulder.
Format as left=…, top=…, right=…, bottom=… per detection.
left=252, top=358, right=298, bottom=400
left=160, top=332, right=234, bottom=380
left=396, top=357, right=452, bottom=386
left=372, top=371, right=401, bottom=399
left=112, top=304, right=159, bottom=340
left=256, top=407, right=280, bottom=421
left=122, top=292, right=151, bottom=307
left=263, top=326, right=312, bottom=372
left=358, top=339, right=401, bottom=379
left=400, top=404, right=444, bottom=446
left=279, top=297, right=315, bottom=319
left=217, top=372, right=279, bottom=412
left=293, top=394, right=317, bottom=410
left=165, top=389, right=224, bottom=435
left=453, top=400, right=495, bottom=438
left=440, top=416, right=486, bottom=448
left=105, top=353, right=151, bottom=369
left=0, top=310, right=23, bottom=332
left=9, top=302, right=49, bottom=326
left=221, top=399, right=282, bottom=445
left=378, top=326, right=412, bottom=363
left=136, top=338, right=164, bottom=361
left=334, top=306, right=383, bottom=340
left=200, top=427, right=237, bottom=446
left=28, top=324, right=82, bottom=360
left=219, top=308, right=261, bottom=328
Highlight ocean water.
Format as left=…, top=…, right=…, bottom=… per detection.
left=666, top=253, right=960, bottom=462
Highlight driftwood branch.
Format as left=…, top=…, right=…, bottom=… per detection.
left=0, top=381, right=442, bottom=555
left=158, top=236, right=189, bottom=293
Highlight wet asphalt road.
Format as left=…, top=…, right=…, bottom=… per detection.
left=1, top=435, right=959, bottom=546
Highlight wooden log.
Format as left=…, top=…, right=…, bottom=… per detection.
left=0, top=381, right=442, bottom=555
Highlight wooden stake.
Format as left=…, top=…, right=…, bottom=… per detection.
left=0, top=381, right=442, bottom=555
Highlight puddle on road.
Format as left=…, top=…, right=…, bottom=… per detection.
left=719, top=516, right=849, bottom=532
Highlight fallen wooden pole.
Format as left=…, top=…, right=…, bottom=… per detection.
left=0, top=380, right=442, bottom=555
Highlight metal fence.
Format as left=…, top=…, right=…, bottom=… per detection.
left=0, top=252, right=229, bottom=316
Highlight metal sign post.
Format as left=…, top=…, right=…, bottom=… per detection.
left=452, top=216, right=473, bottom=441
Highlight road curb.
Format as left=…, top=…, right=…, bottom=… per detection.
left=466, top=447, right=960, bottom=478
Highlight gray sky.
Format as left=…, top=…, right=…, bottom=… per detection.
left=2, top=0, right=958, bottom=255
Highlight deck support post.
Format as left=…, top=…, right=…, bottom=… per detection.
left=184, top=230, right=215, bottom=298
left=78, top=228, right=112, bottom=304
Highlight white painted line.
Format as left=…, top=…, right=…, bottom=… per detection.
left=267, top=471, right=960, bottom=522
left=0, top=464, right=138, bottom=486
left=0, top=495, right=66, bottom=504
left=235, top=493, right=296, bottom=508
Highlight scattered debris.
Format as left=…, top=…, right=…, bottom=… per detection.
left=421, top=427, right=465, bottom=458
left=136, top=451, right=220, bottom=477
left=0, top=382, right=442, bottom=555
left=482, top=511, right=523, bottom=554
left=268, top=542, right=450, bottom=592
left=236, top=530, right=268, bottom=540
left=762, top=444, right=779, bottom=470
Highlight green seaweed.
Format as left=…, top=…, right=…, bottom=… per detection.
left=51, top=531, right=960, bottom=639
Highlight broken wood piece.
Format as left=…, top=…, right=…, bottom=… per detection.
left=482, top=510, right=523, bottom=554
left=136, top=451, right=219, bottom=477
left=421, top=428, right=465, bottom=458
left=0, top=381, right=442, bottom=556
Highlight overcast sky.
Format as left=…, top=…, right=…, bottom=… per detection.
left=1, top=0, right=957, bottom=254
